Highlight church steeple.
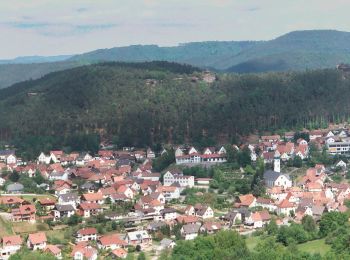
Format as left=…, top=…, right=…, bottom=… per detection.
left=274, top=155, right=280, bottom=173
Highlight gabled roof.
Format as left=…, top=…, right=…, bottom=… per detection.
left=77, top=227, right=97, bottom=236
left=45, top=244, right=61, bottom=255
left=28, top=232, right=47, bottom=244
left=99, top=234, right=127, bottom=246
left=2, top=235, right=22, bottom=247
left=182, top=223, right=201, bottom=234
left=264, top=170, right=290, bottom=182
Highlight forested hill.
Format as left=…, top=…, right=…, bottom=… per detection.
left=2, top=30, right=350, bottom=89
left=0, top=61, right=350, bottom=148
left=71, top=30, right=350, bottom=72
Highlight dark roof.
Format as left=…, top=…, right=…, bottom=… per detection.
left=6, top=183, right=24, bottom=192
left=58, top=193, right=79, bottom=202
left=263, top=170, right=290, bottom=182
left=182, top=224, right=200, bottom=234
left=81, top=182, right=98, bottom=190
left=55, top=204, right=75, bottom=212
left=0, top=150, right=15, bottom=156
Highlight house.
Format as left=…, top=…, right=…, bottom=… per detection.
left=194, top=204, right=214, bottom=219
left=309, top=130, right=323, bottom=140
left=6, top=183, right=24, bottom=194
left=98, top=234, right=127, bottom=250
left=146, top=148, right=156, bottom=159
left=236, top=194, right=256, bottom=208
left=75, top=228, right=98, bottom=242
left=0, top=177, right=5, bottom=186
left=221, top=211, right=242, bottom=226
left=261, top=135, right=281, bottom=143
left=58, top=193, right=80, bottom=208
left=71, top=243, right=98, bottom=260
left=81, top=192, right=104, bottom=204
left=245, top=211, right=270, bottom=229
left=159, top=186, right=180, bottom=201
left=1, top=235, right=22, bottom=259
left=181, top=224, right=201, bottom=240
left=255, top=197, right=276, bottom=212
left=38, top=198, right=56, bottom=211
left=116, top=186, right=134, bottom=199
left=78, top=203, right=103, bottom=218
left=336, top=160, right=347, bottom=169
left=44, top=245, right=62, bottom=259
left=158, top=238, right=176, bottom=251
left=110, top=248, right=128, bottom=259
left=277, top=199, right=296, bottom=216
left=263, top=170, right=292, bottom=189
left=27, top=232, right=47, bottom=250
left=0, top=150, right=16, bottom=165
left=80, top=182, right=98, bottom=194
left=163, top=170, right=194, bottom=188
left=161, top=208, right=178, bottom=220
left=125, top=230, right=152, bottom=248
left=53, top=204, right=76, bottom=220
left=200, top=222, right=222, bottom=234
left=176, top=215, right=199, bottom=225
left=11, top=204, right=36, bottom=222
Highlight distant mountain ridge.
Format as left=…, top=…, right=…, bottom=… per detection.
left=0, top=55, right=73, bottom=64
left=1, top=30, right=350, bottom=89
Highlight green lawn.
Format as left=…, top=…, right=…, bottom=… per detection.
left=12, top=221, right=49, bottom=234
left=19, top=194, right=56, bottom=202
left=246, top=236, right=262, bottom=251
left=297, top=239, right=331, bottom=256
left=0, top=216, right=13, bottom=236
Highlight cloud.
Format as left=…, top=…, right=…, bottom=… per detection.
left=8, top=22, right=50, bottom=29
left=1, top=0, right=350, bottom=59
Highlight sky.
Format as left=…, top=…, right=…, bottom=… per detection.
left=1, top=0, right=350, bottom=59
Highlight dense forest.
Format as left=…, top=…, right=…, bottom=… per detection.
left=2, top=30, right=350, bottom=89
left=0, top=61, right=350, bottom=153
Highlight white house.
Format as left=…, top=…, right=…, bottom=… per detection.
left=336, top=160, right=347, bottom=169
left=27, top=232, right=47, bottom=251
left=181, top=224, right=201, bottom=240
left=38, top=152, right=50, bottom=164
left=263, top=170, right=292, bottom=189
left=0, top=235, right=22, bottom=259
left=163, top=171, right=194, bottom=188
left=75, top=228, right=98, bottom=242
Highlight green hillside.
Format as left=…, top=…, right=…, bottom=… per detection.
left=1, top=30, right=350, bottom=89
left=0, top=62, right=349, bottom=150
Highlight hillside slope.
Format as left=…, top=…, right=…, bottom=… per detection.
left=1, top=30, right=350, bottom=89
left=0, top=62, right=349, bottom=147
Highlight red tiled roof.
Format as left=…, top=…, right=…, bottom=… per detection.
left=28, top=232, right=47, bottom=244
left=45, top=244, right=61, bottom=255
left=99, top=234, right=127, bottom=246
left=82, top=192, right=104, bottom=201
left=77, top=228, right=97, bottom=236
left=2, top=235, right=22, bottom=246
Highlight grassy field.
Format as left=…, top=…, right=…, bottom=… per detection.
left=0, top=216, right=13, bottom=236
left=297, top=239, right=331, bottom=256
left=19, top=194, right=56, bottom=202
left=12, top=221, right=49, bottom=234
left=245, top=236, right=262, bottom=251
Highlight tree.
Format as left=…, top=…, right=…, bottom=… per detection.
left=319, top=212, right=348, bottom=237
left=9, top=171, right=19, bottom=182
left=293, top=155, right=302, bottom=168
left=301, top=215, right=316, bottom=233
left=265, top=218, right=278, bottom=235
left=137, top=252, right=146, bottom=260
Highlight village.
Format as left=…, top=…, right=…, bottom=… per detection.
left=0, top=127, right=350, bottom=259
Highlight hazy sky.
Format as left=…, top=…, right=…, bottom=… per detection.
left=1, top=0, right=350, bottom=59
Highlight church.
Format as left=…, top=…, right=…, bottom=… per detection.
left=263, top=155, right=292, bottom=189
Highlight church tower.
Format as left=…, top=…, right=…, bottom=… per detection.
left=274, top=155, right=280, bottom=173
